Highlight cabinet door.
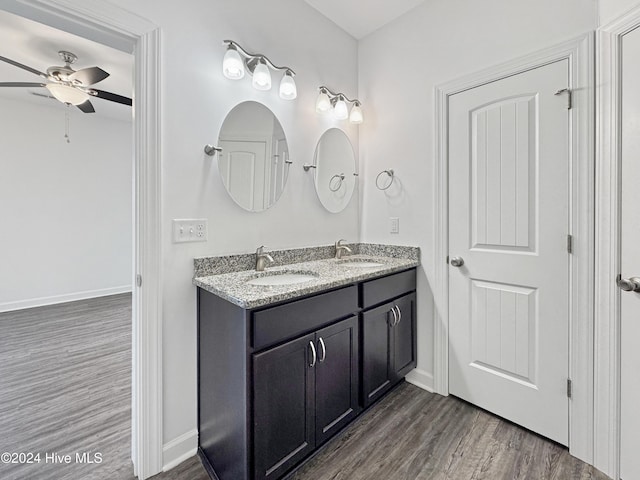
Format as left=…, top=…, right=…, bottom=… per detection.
left=361, top=303, right=394, bottom=407
left=314, top=315, right=359, bottom=446
left=391, top=293, right=417, bottom=381
left=253, top=333, right=316, bottom=480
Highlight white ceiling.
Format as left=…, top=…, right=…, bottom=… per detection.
left=0, top=9, right=133, bottom=122
left=304, top=0, right=427, bottom=39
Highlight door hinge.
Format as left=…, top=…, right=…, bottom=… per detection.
left=567, top=234, right=573, bottom=254
left=136, top=274, right=142, bottom=287
left=555, top=88, right=572, bottom=109
left=567, top=378, right=573, bottom=399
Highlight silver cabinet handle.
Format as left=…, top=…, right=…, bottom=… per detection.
left=309, top=341, right=317, bottom=367
left=390, top=307, right=398, bottom=327
left=450, top=256, right=464, bottom=267
left=618, top=275, right=640, bottom=292
left=395, top=305, right=402, bottom=324
left=318, top=337, right=326, bottom=362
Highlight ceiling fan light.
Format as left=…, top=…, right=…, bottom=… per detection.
left=222, top=45, right=245, bottom=80
left=279, top=71, right=297, bottom=100
left=252, top=60, right=272, bottom=91
left=46, top=83, right=90, bottom=105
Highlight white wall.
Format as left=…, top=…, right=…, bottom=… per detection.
left=600, top=0, right=640, bottom=24
left=0, top=96, right=132, bottom=311
left=100, top=0, right=360, bottom=460
left=358, top=0, right=597, bottom=387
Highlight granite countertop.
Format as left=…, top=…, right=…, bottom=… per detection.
left=194, top=251, right=419, bottom=309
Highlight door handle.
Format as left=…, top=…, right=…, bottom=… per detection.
left=309, top=341, right=317, bottom=367
left=617, top=275, right=640, bottom=293
left=390, top=307, right=398, bottom=327
left=394, top=305, right=402, bottom=324
left=318, top=337, right=326, bottom=362
left=450, top=256, right=464, bottom=267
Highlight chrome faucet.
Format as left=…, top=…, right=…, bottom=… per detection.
left=335, top=239, right=352, bottom=259
left=255, top=245, right=274, bottom=272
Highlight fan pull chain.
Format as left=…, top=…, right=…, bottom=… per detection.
left=64, top=108, right=71, bottom=143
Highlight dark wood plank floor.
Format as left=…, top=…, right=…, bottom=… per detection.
left=288, top=383, right=610, bottom=480
left=0, top=295, right=610, bottom=480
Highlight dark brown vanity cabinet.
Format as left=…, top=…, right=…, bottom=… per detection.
left=253, top=316, right=359, bottom=480
left=361, top=270, right=417, bottom=408
left=198, top=267, right=416, bottom=480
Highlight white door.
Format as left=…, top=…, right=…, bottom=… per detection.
left=619, top=25, right=640, bottom=480
left=448, top=59, right=570, bottom=445
left=218, top=139, right=268, bottom=210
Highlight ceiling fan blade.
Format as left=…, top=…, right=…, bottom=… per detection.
left=69, top=67, right=109, bottom=85
left=92, top=89, right=132, bottom=106
left=0, top=55, right=48, bottom=79
left=0, top=82, right=46, bottom=87
left=76, top=100, right=95, bottom=113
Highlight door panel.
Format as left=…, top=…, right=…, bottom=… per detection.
left=472, top=95, right=536, bottom=251
left=315, top=316, right=359, bottom=446
left=392, top=293, right=416, bottom=378
left=448, top=59, right=570, bottom=445
left=619, top=24, right=640, bottom=480
left=362, top=303, right=392, bottom=407
left=253, top=333, right=315, bottom=480
left=218, top=139, right=268, bottom=211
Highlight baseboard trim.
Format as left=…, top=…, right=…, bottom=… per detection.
left=0, top=285, right=133, bottom=313
left=405, top=368, right=435, bottom=393
left=163, top=429, right=198, bottom=472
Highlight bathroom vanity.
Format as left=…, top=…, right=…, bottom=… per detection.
left=194, top=245, right=418, bottom=480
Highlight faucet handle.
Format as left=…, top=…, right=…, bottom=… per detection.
left=256, top=245, right=265, bottom=254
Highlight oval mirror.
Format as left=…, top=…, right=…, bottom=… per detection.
left=218, top=101, right=290, bottom=212
left=313, top=128, right=357, bottom=213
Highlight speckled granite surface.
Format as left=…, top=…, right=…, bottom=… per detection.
left=193, top=245, right=420, bottom=309
left=193, top=243, right=419, bottom=277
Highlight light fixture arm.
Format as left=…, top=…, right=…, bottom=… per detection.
left=224, top=40, right=295, bottom=75
left=318, top=85, right=360, bottom=105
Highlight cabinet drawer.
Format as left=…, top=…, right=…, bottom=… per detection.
left=360, top=269, right=416, bottom=309
left=252, top=285, right=358, bottom=350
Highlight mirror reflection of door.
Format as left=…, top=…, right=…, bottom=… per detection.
left=217, top=101, right=290, bottom=212
left=218, top=139, right=269, bottom=211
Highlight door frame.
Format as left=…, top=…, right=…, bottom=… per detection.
left=433, top=34, right=595, bottom=464
left=595, top=6, right=640, bottom=479
left=0, top=0, right=164, bottom=478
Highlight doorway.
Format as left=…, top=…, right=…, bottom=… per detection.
left=447, top=59, right=570, bottom=444
left=434, top=34, right=595, bottom=462
left=0, top=1, right=162, bottom=478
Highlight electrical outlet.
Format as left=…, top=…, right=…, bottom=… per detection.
left=173, top=219, right=208, bottom=243
left=390, top=217, right=400, bottom=234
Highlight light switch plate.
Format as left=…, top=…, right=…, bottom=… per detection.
left=390, top=217, right=400, bottom=234
left=173, top=219, right=208, bottom=243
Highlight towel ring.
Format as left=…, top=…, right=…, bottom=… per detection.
left=329, top=173, right=345, bottom=192
left=375, top=169, right=394, bottom=190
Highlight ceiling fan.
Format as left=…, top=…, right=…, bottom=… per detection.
left=0, top=50, right=132, bottom=113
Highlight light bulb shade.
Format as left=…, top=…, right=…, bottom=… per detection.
left=315, top=92, right=331, bottom=113
left=334, top=98, right=348, bottom=120
left=252, top=61, right=272, bottom=91
left=279, top=72, right=297, bottom=100
left=46, top=83, right=90, bottom=105
left=349, top=103, right=363, bottom=124
left=222, top=46, right=245, bottom=79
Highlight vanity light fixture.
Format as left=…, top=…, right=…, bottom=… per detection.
left=222, top=40, right=297, bottom=100
left=315, top=86, right=364, bottom=124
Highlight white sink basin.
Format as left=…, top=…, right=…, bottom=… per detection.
left=338, top=259, right=385, bottom=268
left=247, top=272, right=318, bottom=286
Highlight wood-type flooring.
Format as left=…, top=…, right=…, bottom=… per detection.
left=0, top=294, right=609, bottom=480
